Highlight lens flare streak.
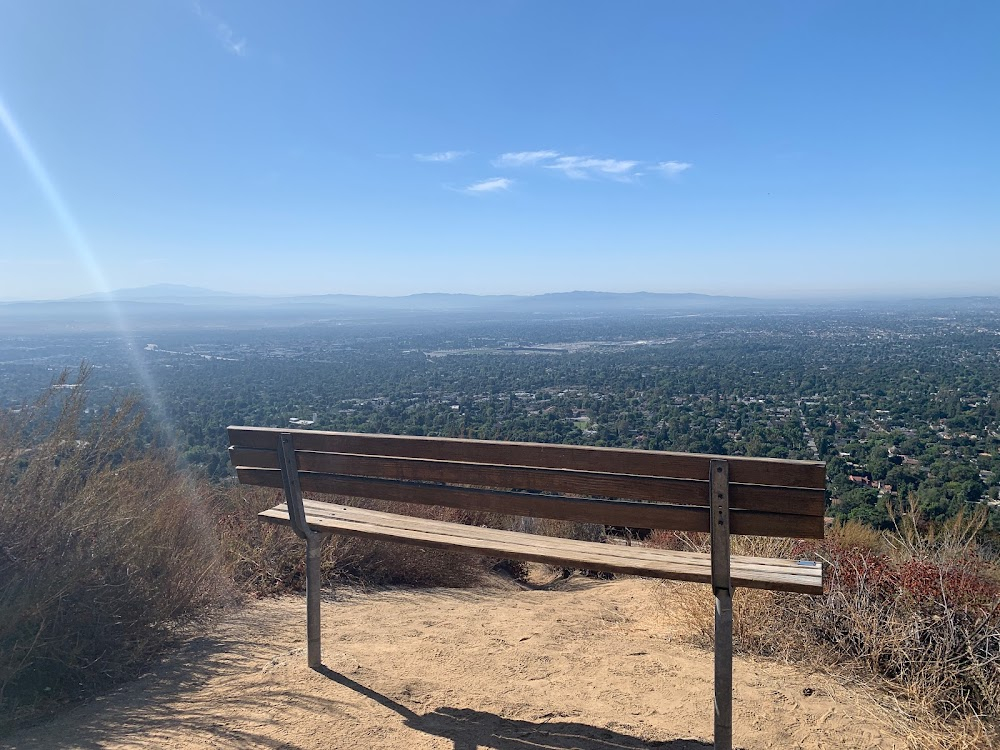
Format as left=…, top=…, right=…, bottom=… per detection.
left=0, top=93, right=187, bottom=465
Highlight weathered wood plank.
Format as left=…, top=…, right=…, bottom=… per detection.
left=261, top=503, right=823, bottom=592
left=229, top=447, right=826, bottom=517
left=258, top=501, right=823, bottom=594
left=290, top=498, right=822, bottom=581
left=228, top=427, right=826, bottom=489
left=238, top=467, right=824, bottom=539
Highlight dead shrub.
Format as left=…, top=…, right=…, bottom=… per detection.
left=827, top=517, right=887, bottom=553
left=652, top=516, right=1000, bottom=747
left=0, top=369, right=230, bottom=731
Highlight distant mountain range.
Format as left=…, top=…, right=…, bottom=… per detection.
left=72, top=283, right=240, bottom=302
left=58, top=285, right=761, bottom=312
left=2, top=285, right=998, bottom=334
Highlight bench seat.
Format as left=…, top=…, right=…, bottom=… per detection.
left=259, top=498, right=823, bottom=595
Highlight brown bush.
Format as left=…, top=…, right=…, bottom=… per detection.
left=0, top=369, right=230, bottom=731
left=653, top=518, right=1000, bottom=747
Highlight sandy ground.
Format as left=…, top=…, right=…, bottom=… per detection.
left=3, top=573, right=915, bottom=750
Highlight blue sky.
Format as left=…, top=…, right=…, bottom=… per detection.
left=1, top=1, right=997, bottom=300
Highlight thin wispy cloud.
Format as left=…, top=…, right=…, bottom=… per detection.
left=655, top=160, right=693, bottom=177
left=491, top=150, right=692, bottom=183
left=433, top=150, right=690, bottom=193
left=415, top=150, right=470, bottom=162
left=193, top=1, right=247, bottom=57
left=546, top=156, right=640, bottom=180
left=464, top=177, right=513, bottom=193
left=493, top=150, right=560, bottom=167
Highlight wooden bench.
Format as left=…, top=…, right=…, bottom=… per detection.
left=229, top=426, right=826, bottom=750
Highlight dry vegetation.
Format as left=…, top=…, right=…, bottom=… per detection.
left=0, top=372, right=500, bottom=731
left=651, top=509, right=1000, bottom=748
left=3, top=373, right=999, bottom=748
left=0, top=369, right=230, bottom=731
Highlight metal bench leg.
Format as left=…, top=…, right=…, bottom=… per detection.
left=714, top=586, right=733, bottom=750
left=710, top=459, right=732, bottom=750
left=277, top=432, right=327, bottom=670
left=306, top=533, right=324, bottom=670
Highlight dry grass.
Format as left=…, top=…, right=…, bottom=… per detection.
left=0, top=368, right=231, bottom=731
left=653, top=517, right=1000, bottom=749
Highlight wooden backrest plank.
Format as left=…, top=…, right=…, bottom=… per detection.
left=228, top=446, right=825, bottom=517
left=228, top=426, right=826, bottom=489
left=235, top=467, right=824, bottom=539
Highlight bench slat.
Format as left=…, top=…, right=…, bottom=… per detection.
left=229, top=447, right=825, bottom=517
left=258, top=501, right=823, bottom=594
left=229, top=427, right=826, bottom=489
left=295, top=498, right=822, bottom=577
left=237, top=467, right=824, bottom=539
left=301, top=504, right=817, bottom=582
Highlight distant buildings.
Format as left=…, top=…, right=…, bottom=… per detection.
left=848, top=474, right=894, bottom=495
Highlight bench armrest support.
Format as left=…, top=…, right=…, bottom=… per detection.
left=278, top=432, right=312, bottom=540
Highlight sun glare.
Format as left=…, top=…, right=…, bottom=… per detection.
left=0, top=93, right=186, bottom=464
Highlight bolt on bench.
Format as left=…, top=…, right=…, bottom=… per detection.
left=228, top=426, right=826, bottom=750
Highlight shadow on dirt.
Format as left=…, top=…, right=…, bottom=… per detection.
left=318, top=666, right=714, bottom=750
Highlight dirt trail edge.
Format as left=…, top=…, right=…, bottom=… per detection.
left=3, top=576, right=911, bottom=750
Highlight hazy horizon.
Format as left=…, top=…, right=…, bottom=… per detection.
left=4, top=281, right=1000, bottom=306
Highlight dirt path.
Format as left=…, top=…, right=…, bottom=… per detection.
left=3, top=575, right=913, bottom=749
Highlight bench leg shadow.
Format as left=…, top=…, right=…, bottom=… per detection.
left=315, top=666, right=712, bottom=750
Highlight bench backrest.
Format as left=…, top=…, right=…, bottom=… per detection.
left=228, top=427, right=826, bottom=539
